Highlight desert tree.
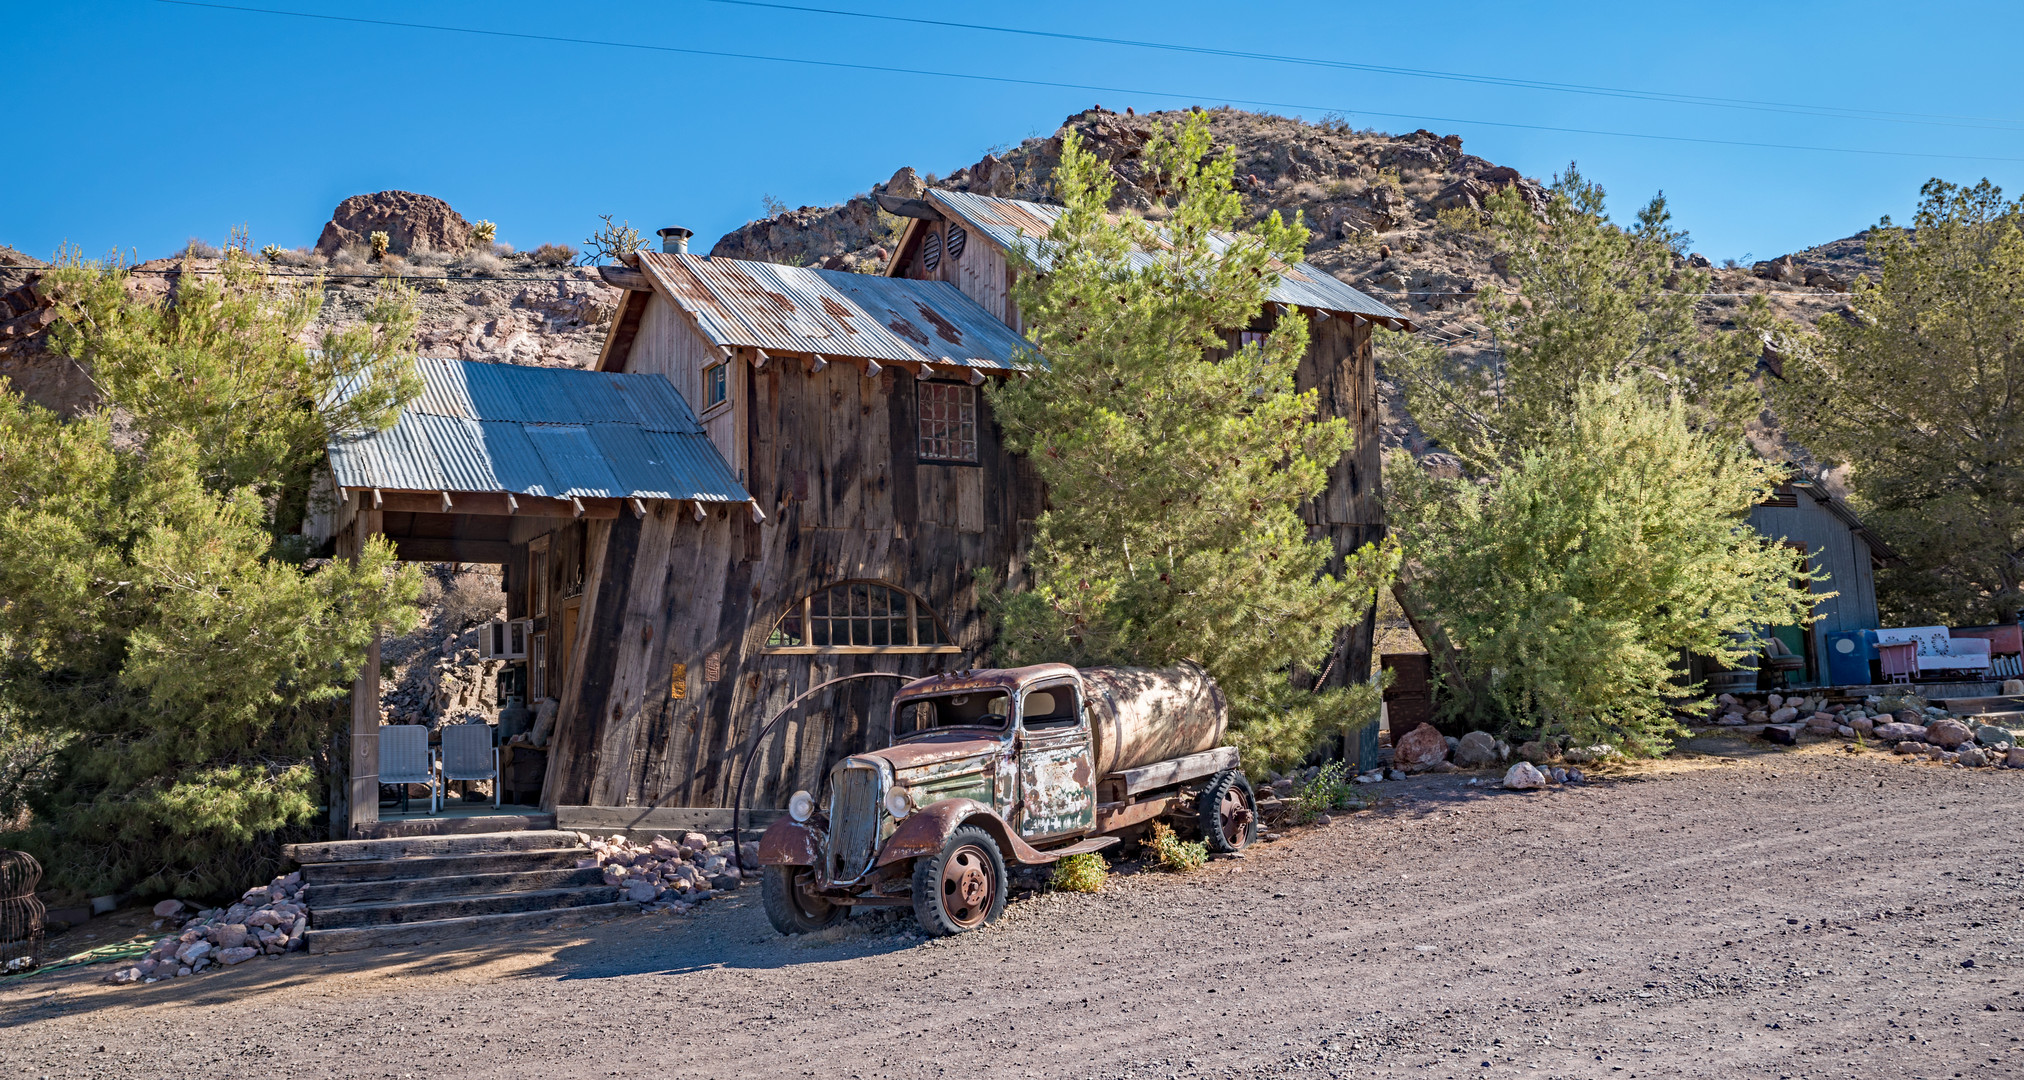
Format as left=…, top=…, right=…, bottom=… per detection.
left=984, top=111, right=1397, bottom=775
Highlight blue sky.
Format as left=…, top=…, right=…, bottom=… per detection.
left=7, top=1, right=2023, bottom=264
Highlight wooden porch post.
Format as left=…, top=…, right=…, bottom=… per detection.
left=346, top=507, right=385, bottom=839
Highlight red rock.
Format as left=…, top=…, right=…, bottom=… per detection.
left=1393, top=723, right=1450, bottom=770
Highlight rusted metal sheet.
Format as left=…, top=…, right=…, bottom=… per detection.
left=755, top=819, right=823, bottom=866
left=1081, top=663, right=1228, bottom=775
left=927, top=189, right=1412, bottom=327
left=635, top=252, right=1042, bottom=373
left=326, top=357, right=751, bottom=504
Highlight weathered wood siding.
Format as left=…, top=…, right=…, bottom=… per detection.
left=541, top=361, right=1037, bottom=812
left=629, top=293, right=744, bottom=481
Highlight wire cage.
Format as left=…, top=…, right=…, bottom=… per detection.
left=1, top=850, right=45, bottom=972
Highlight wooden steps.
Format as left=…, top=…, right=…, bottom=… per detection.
left=286, top=830, right=632, bottom=953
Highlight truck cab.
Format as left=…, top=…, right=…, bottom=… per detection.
left=756, top=663, right=1255, bottom=936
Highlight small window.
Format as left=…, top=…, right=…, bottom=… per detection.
left=1022, top=685, right=1079, bottom=729
left=704, top=363, right=728, bottom=410
left=918, top=383, right=977, bottom=463
left=1238, top=330, right=1267, bottom=350
left=764, top=581, right=959, bottom=653
left=530, top=542, right=549, bottom=618
left=898, top=691, right=1008, bottom=734
left=530, top=634, right=547, bottom=701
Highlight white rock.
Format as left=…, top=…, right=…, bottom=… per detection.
left=1502, top=762, right=1547, bottom=790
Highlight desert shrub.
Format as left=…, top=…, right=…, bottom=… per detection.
left=529, top=242, right=576, bottom=266
left=369, top=231, right=390, bottom=258
left=178, top=237, right=222, bottom=259
left=259, top=244, right=284, bottom=262
left=1435, top=206, right=1483, bottom=234
left=761, top=194, right=788, bottom=217
left=1289, top=762, right=1365, bottom=822
left=1147, top=821, right=1208, bottom=872
left=1389, top=380, right=1823, bottom=755
left=470, top=219, right=497, bottom=247
left=1049, top=852, right=1108, bottom=893
left=454, top=251, right=504, bottom=276
left=440, top=567, right=505, bottom=629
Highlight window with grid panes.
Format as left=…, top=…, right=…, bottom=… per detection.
left=917, top=382, right=977, bottom=463
left=764, top=582, right=958, bottom=652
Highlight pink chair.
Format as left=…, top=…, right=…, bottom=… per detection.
left=1877, top=642, right=1918, bottom=684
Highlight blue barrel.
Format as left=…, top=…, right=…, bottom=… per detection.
left=1825, top=630, right=1872, bottom=686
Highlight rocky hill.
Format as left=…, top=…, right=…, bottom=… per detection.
left=712, top=106, right=1875, bottom=455
left=5, top=112, right=1873, bottom=439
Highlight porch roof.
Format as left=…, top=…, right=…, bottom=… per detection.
left=326, top=357, right=751, bottom=503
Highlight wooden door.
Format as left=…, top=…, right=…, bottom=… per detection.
left=559, top=600, right=581, bottom=690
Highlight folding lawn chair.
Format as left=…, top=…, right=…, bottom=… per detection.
left=379, top=724, right=437, bottom=814
left=440, top=722, right=500, bottom=808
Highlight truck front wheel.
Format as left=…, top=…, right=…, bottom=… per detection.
left=910, top=826, right=1007, bottom=936
left=762, top=865, right=846, bottom=935
left=1198, top=770, right=1258, bottom=853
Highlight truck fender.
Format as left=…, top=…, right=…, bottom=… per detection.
left=756, top=818, right=824, bottom=866
left=874, top=798, right=1064, bottom=868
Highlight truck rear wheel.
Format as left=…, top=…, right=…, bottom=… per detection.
left=911, top=826, right=1007, bottom=936
left=1198, top=770, right=1257, bottom=853
left=762, top=865, right=845, bottom=935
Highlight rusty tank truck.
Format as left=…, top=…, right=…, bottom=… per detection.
left=757, top=662, right=1257, bottom=936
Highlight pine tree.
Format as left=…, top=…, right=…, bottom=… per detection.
left=1772, top=179, right=2024, bottom=624
left=984, top=111, right=1396, bottom=774
left=0, top=250, right=422, bottom=897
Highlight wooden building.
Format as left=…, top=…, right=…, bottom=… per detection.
left=1747, top=479, right=1893, bottom=685
left=323, top=201, right=1409, bottom=836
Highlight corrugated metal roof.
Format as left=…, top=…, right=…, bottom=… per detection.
left=326, top=358, right=751, bottom=502
left=635, top=251, right=1043, bottom=372
left=926, top=189, right=1411, bottom=326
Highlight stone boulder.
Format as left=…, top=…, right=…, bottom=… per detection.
left=2008, top=746, right=2024, bottom=769
left=1975, top=725, right=2013, bottom=748
left=1925, top=718, right=1974, bottom=749
left=1958, top=747, right=1987, bottom=767
left=1761, top=723, right=1801, bottom=745
left=1768, top=706, right=1799, bottom=723
left=1393, top=723, right=1450, bottom=771
left=316, top=191, right=473, bottom=256
left=1502, top=761, right=1547, bottom=790
left=217, top=946, right=258, bottom=966
left=152, top=898, right=185, bottom=918
left=1872, top=722, right=1927, bottom=743
left=1516, top=740, right=1561, bottom=764
left=1453, top=730, right=1499, bottom=768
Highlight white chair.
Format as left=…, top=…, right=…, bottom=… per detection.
left=379, top=724, right=437, bottom=814
left=440, top=722, right=500, bottom=808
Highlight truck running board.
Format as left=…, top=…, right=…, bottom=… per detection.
left=1033, top=835, right=1120, bottom=861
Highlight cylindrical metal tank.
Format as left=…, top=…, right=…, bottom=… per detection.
left=1080, top=662, right=1228, bottom=776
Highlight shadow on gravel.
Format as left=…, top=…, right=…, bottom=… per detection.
left=523, top=896, right=924, bottom=982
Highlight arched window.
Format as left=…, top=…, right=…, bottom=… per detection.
left=764, top=582, right=960, bottom=654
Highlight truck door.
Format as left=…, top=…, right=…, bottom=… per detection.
left=1014, top=680, right=1096, bottom=840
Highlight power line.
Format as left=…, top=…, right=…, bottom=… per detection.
left=153, top=1, right=2024, bottom=165
left=698, top=0, right=2024, bottom=134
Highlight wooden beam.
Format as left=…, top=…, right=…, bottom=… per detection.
left=691, top=500, right=707, bottom=522
left=628, top=497, right=647, bottom=519
left=857, top=357, right=883, bottom=379
left=348, top=508, right=384, bottom=840
left=439, top=491, right=453, bottom=513
left=554, top=805, right=785, bottom=837
left=596, top=265, right=653, bottom=292
left=915, top=363, right=936, bottom=381
left=751, top=349, right=771, bottom=370
left=748, top=500, right=766, bottom=524
left=389, top=538, right=517, bottom=564
left=355, top=490, right=620, bottom=518
left=873, top=194, right=945, bottom=220
left=1112, top=746, right=1240, bottom=797
left=966, top=368, right=986, bottom=386
left=803, top=353, right=829, bottom=374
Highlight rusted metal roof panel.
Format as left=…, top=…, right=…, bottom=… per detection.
left=927, top=189, right=1410, bottom=326
left=635, top=251, right=1042, bottom=372
left=327, top=357, right=750, bottom=502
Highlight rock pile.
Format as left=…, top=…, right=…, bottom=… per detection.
left=103, top=874, right=309, bottom=984
left=1712, top=691, right=2023, bottom=766
left=579, top=832, right=762, bottom=912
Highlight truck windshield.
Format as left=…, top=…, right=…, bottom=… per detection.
left=896, top=691, right=1010, bottom=734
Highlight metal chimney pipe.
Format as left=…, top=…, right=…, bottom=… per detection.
left=657, top=227, right=693, bottom=254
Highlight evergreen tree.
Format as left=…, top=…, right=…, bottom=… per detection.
left=1385, top=165, right=1766, bottom=469
left=0, top=250, right=422, bottom=897
left=1772, top=179, right=2024, bottom=624
left=984, top=111, right=1396, bottom=774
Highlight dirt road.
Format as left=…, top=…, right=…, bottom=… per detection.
left=5, top=738, right=2020, bottom=1079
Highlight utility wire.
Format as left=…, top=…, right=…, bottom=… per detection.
left=154, top=1, right=2024, bottom=164
left=697, top=0, right=2024, bottom=133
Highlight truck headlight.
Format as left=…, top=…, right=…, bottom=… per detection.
left=788, top=789, right=816, bottom=822
left=883, top=787, right=915, bottom=819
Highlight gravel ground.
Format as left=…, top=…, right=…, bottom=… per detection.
left=4, top=736, right=2020, bottom=1079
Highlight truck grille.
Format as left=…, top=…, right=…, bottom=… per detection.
left=826, top=762, right=884, bottom=884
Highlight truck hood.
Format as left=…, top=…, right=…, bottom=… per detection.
left=867, top=731, right=1003, bottom=777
